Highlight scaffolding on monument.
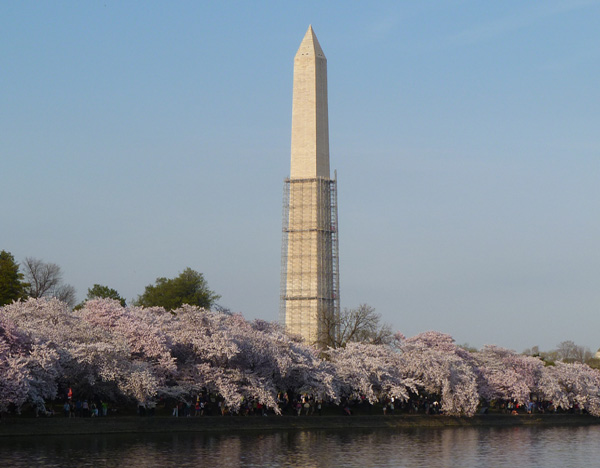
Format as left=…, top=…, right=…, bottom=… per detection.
left=279, top=175, right=340, bottom=342
left=330, top=171, right=340, bottom=329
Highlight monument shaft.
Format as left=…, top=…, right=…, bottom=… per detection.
left=290, top=26, right=329, bottom=179
left=281, top=26, right=339, bottom=346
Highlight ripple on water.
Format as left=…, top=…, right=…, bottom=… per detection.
left=1, top=425, right=599, bottom=468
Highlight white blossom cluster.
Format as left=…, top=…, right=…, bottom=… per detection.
left=2, top=298, right=600, bottom=417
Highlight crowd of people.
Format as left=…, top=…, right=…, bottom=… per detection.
left=13, top=387, right=593, bottom=419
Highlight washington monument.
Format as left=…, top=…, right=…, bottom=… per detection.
left=280, top=26, right=340, bottom=346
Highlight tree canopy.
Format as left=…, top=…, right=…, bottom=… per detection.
left=21, top=257, right=76, bottom=308
left=75, top=284, right=126, bottom=309
left=136, top=267, right=220, bottom=311
left=319, top=304, right=393, bottom=348
left=0, top=250, right=28, bottom=306
left=4, top=298, right=600, bottom=417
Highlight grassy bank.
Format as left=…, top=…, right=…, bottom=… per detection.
left=1, top=413, right=599, bottom=437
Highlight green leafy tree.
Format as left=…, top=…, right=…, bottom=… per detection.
left=0, top=250, right=28, bottom=306
left=87, top=284, right=126, bottom=306
left=135, top=267, right=220, bottom=311
left=75, top=284, right=126, bottom=309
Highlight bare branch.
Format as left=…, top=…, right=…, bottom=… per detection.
left=23, top=257, right=62, bottom=298
left=318, top=303, right=393, bottom=349
left=53, top=284, right=77, bottom=309
left=21, top=257, right=76, bottom=308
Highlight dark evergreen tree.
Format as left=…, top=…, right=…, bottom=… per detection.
left=0, top=250, right=27, bottom=306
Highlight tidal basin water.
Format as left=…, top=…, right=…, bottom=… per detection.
left=1, top=425, right=599, bottom=468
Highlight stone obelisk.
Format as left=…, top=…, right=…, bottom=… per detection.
left=280, top=26, right=339, bottom=346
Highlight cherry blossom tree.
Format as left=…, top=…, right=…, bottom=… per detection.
left=327, top=341, right=420, bottom=403
left=397, top=331, right=480, bottom=416
left=474, top=345, right=545, bottom=405
left=0, top=313, right=30, bottom=411
left=163, top=305, right=337, bottom=413
left=1, top=298, right=157, bottom=406
left=539, top=362, right=600, bottom=416
left=78, top=299, right=176, bottom=401
left=5, top=297, right=600, bottom=418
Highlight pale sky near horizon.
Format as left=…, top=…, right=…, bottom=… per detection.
left=2, top=1, right=599, bottom=352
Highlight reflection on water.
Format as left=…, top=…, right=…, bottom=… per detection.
left=1, top=425, right=599, bottom=467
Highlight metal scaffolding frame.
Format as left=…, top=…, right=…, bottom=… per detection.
left=279, top=173, right=340, bottom=345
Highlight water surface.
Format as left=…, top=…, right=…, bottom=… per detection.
left=0, top=425, right=597, bottom=467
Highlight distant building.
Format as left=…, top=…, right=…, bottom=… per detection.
left=280, top=26, right=340, bottom=346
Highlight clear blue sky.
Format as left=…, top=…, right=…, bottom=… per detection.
left=2, top=1, right=599, bottom=352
